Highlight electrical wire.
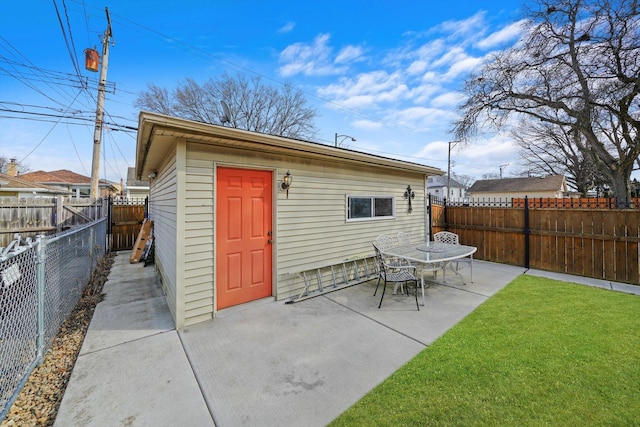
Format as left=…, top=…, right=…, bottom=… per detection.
left=19, top=90, right=83, bottom=164
left=52, top=0, right=83, bottom=84
left=72, top=1, right=426, bottom=136
left=67, top=124, right=89, bottom=175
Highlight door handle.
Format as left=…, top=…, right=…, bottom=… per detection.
left=268, top=239, right=273, bottom=244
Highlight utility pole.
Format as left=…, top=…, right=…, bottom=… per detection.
left=499, top=163, right=509, bottom=179
left=447, top=140, right=460, bottom=202
left=90, top=8, right=112, bottom=200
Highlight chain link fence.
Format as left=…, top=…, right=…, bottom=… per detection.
left=0, top=218, right=106, bottom=420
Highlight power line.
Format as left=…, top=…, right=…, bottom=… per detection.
left=0, top=108, right=137, bottom=132
left=74, top=2, right=428, bottom=136
left=0, top=114, right=138, bottom=133
left=0, top=37, right=88, bottom=108
left=52, top=0, right=83, bottom=84
left=67, top=124, right=89, bottom=175
left=19, top=90, right=83, bottom=164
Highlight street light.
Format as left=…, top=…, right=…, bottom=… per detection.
left=447, top=140, right=461, bottom=203
left=335, top=133, right=356, bottom=147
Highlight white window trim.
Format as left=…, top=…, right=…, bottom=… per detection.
left=346, top=194, right=396, bottom=222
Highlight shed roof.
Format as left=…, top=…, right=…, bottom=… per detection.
left=468, top=175, right=566, bottom=193
left=135, top=112, right=444, bottom=180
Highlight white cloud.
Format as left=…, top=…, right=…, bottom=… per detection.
left=436, top=12, right=488, bottom=40
left=318, top=71, right=409, bottom=108
left=476, top=20, right=525, bottom=49
left=407, top=60, right=428, bottom=75
left=390, top=106, right=457, bottom=130
left=278, top=34, right=344, bottom=77
left=352, top=120, right=383, bottom=130
left=278, top=22, right=296, bottom=34
left=431, top=91, right=465, bottom=108
left=444, top=55, right=484, bottom=79
left=335, top=45, right=365, bottom=64
left=407, top=83, right=439, bottom=104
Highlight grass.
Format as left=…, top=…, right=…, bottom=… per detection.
left=329, top=275, right=640, bottom=426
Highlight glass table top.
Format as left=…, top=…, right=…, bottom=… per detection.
left=381, top=241, right=477, bottom=264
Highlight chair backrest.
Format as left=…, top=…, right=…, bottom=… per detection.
left=397, top=232, right=411, bottom=246
left=372, top=243, right=387, bottom=275
left=375, top=234, right=395, bottom=250
left=433, top=231, right=459, bottom=245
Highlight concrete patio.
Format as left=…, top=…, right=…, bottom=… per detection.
left=54, top=253, right=637, bottom=427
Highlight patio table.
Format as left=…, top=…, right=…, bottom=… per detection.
left=381, top=241, right=477, bottom=306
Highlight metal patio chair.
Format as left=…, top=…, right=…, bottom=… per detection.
left=396, top=231, right=411, bottom=246
left=375, top=234, right=409, bottom=293
left=372, top=243, right=419, bottom=310
left=397, top=231, right=445, bottom=286
left=433, top=231, right=474, bottom=282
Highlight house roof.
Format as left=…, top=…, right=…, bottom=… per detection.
left=0, top=172, right=71, bottom=194
left=135, top=112, right=444, bottom=180
left=20, top=169, right=92, bottom=184
left=126, top=167, right=149, bottom=187
left=428, top=175, right=465, bottom=189
left=468, top=175, right=566, bottom=193
left=19, top=169, right=116, bottom=188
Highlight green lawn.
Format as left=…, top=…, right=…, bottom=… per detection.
left=330, top=275, right=640, bottom=426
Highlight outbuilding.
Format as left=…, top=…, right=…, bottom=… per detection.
left=135, top=112, right=443, bottom=328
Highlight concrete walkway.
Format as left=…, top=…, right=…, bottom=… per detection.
left=54, top=253, right=639, bottom=427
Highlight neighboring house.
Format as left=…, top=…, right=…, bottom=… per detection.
left=0, top=172, right=71, bottom=199
left=19, top=169, right=119, bottom=198
left=467, top=175, right=568, bottom=199
left=125, top=167, right=149, bottom=199
left=427, top=175, right=467, bottom=200
left=135, top=111, right=444, bottom=328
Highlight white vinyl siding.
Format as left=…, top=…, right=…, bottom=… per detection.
left=137, top=112, right=442, bottom=328
left=183, top=156, right=215, bottom=326
left=183, top=142, right=426, bottom=309
left=275, top=166, right=424, bottom=300
left=151, top=139, right=432, bottom=328
left=148, top=146, right=179, bottom=323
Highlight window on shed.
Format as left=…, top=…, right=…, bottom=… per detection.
left=347, top=196, right=395, bottom=221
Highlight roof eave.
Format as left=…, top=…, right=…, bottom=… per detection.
left=136, top=111, right=444, bottom=180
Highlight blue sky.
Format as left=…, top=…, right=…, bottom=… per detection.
left=1, top=0, right=527, bottom=185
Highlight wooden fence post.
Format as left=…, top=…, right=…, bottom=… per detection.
left=524, top=195, right=530, bottom=269
left=55, top=195, right=63, bottom=232
left=444, top=196, right=449, bottom=231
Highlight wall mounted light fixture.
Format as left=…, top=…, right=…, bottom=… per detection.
left=148, top=171, right=157, bottom=180
left=281, top=170, right=292, bottom=198
left=404, top=185, right=415, bottom=213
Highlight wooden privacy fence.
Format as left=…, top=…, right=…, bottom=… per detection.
left=108, top=197, right=147, bottom=251
left=0, top=196, right=106, bottom=248
left=428, top=197, right=640, bottom=285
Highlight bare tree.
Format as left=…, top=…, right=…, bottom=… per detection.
left=135, top=73, right=318, bottom=140
left=134, top=84, right=173, bottom=116
left=454, top=0, right=640, bottom=207
left=451, top=173, right=476, bottom=189
left=512, top=119, right=607, bottom=194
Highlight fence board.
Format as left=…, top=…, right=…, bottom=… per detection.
left=111, top=205, right=145, bottom=251
left=431, top=199, right=640, bottom=286
left=109, top=199, right=146, bottom=251
left=0, top=197, right=105, bottom=248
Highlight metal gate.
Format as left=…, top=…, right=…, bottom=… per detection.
left=108, top=197, right=147, bottom=251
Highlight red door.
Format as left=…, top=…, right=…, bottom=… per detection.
left=216, top=167, right=273, bottom=309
